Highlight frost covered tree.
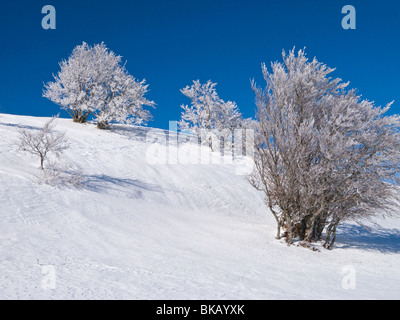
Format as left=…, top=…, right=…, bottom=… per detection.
left=249, top=48, right=400, bottom=249
left=18, top=116, right=69, bottom=170
left=179, top=80, right=242, bottom=151
left=43, top=42, right=155, bottom=129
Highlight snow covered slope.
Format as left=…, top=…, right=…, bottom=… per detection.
left=0, top=113, right=399, bottom=300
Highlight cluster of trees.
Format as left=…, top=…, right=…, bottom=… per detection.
left=248, top=49, right=400, bottom=249
left=43, top=42, right=253, bottom=139
left=40, top=43, right=400, bottom=249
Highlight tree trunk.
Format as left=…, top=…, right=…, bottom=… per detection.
left=72, top=110, right=88, bottom=123
left=284, top=212, right=294, bottom=245
left=305, top=216, right=318, bottom=243
left=208, top=137, right=214, bottom=152
left=324, top=219, right=340, bottom=250
left=73, top=115, right=87, bottom=123
left=40, top=156, right=45, bottom=170
left=270, top=206, right=281, bottom=239
left=97, top=121, right=110, bottom=130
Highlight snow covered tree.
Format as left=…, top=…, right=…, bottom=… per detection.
left=249, top=48, right=400, bottom=249
left=179, top=80, right=242, bottom=151
left=43, top=42, right=155, bottom=129
left=18, top=116, right=69, bottom=170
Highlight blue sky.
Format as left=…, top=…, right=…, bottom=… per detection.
left=0, top=0, right=399, bottom=129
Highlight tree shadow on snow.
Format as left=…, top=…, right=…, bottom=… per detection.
left=111, top=126, right=162, bottom=143
left=111, top=126, right=183, bottom=145
left=0, top=122, right=42, bottom=131
left=336, top=224, right=400, bottom=253
left=83, top=174, right=162, bottom=199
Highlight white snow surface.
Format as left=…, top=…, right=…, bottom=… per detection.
left=0, top=113, right=399, bottom=300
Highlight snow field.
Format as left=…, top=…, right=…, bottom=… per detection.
left=0, top=113, right=399, bottom=299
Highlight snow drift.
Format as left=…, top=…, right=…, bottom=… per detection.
left=0, top=113, right=399, bottom=299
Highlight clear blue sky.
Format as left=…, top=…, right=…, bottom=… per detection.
left=0, top=0, right=399, bottom=129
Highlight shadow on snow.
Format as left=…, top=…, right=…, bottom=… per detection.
left=0, top=122, right=42, bottom=131
left=336, top=224, right=400, bottom=253
left=83, top=174, right=162, bottom=199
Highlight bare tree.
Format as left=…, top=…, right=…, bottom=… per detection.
left=18, top=116, right=69, bottom=170
left=250, top=48, right=400, bottom=249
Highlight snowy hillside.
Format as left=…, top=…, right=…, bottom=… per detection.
left=0, top=113, right=399, bottom=300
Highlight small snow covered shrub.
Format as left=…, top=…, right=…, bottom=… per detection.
left=43, top=42, right=155, bottom=129
left=18, top=116, right=69, bottom=170
left=249, top=48, right=400, bottom=249
left=17, top=117, right=82, bottom=188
